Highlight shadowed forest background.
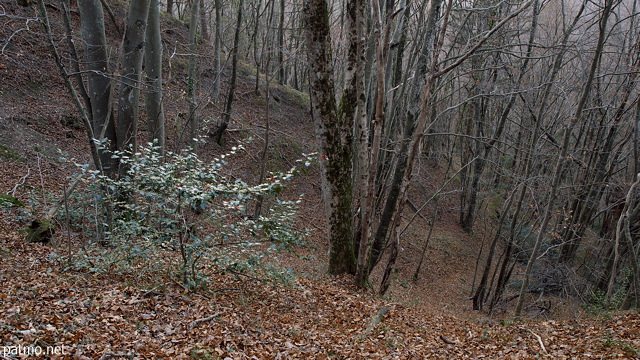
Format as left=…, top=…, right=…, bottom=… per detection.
left=1, top=0, right=640, bottom=357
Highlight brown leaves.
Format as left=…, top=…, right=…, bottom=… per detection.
left=1, top=235, right=639, bottom=359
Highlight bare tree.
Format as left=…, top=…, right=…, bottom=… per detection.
left=514, top=0, right=615, bottom=317
left=117, top=0, right=151, bottom=169
left=303, top=0, right=363, bottom=274
left=187, top=0, right=200, bottom=148
left=145, top=0, right=165, bottom=155
left=78, top=0, right=117, bottom=176
left=213, top=0, right=244, bottom=145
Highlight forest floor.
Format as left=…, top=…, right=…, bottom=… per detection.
left=1, top=234, right=639, bottom=359
left=1, top=2, right=640, bottom=359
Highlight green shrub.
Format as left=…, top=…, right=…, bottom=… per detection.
left=66, top=142, right=313, bottom=289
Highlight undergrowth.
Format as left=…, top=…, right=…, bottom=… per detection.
left=56, top=141, right=314, bottom=291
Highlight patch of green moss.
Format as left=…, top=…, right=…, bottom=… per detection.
left=171, top=57, right=189, bottom=72
left=60, top=115, right=82, bottom=130
left=0, top=144, right=26, bottom=162
left=0, top=194, right=25, bottom=208
left=238, top=61, right=258, bottom=78
left=25, top=218, right=55, bottom=244
left=277, top=85, right=310, bottom=108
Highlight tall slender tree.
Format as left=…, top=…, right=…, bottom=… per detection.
left=117, top=0, right=151, bottom=168
left=145, top=0, right=165, bottom=154
left=213, top=0, right=244, bottom=145
left=78, top=0, right=117, bottom=176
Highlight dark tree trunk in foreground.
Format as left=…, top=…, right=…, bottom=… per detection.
left=304, top=0, right=357, bottom=274
left=78, top=0, right=117, bottom=176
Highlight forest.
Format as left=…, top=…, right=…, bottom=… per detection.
left=1, top=0, right=640, bottom=357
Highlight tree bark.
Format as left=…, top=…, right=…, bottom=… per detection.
left=200, top=0, right=209, bottom=41
left=214, top=0, right=243, bottom=145
left=187, top=0, right=200, bottom=149
left=117, top=0, right=150, bottom=166
left=145, top=0, right=165, bottom=155
left=78, top=0, right=117, bottom=176
left=167, top=0, right=173, bottom=15
left=304, top=0, right=358, bottom=274
left=211, top=0, right=222, bottom=101
left=277, top=0, right=286, bottom=85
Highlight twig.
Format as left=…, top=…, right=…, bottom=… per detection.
left=140, top=289, right=167, bottom=297
left=407, top=199, right=432, bottom=225
left=99, top=0, right=122, bottom=36
left=528, top=329, right=548, bottom=354
left=300, top=216, right=323, bottom=232
left=212, top=287, right=244, bottom=293
left=9, top=167, right=30, bottom=196
left=169, top=275, right=190, bottom=292
left=98, top=353, right=135, bottom=360
left=37, top=153, right=47, bottom=208
left=189, top=312, right=220, bottom=330
left=226, top=269, right=267, bottom=283
left=137, top=285, right=168, bottom=297
left=47, top=176, right=82, bottom=218
left=439, top=335, right=457, bottom=345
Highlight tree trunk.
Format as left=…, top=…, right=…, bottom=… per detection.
left=145, top=0, right=165, bottom=155
left=167, top=0, right=173, bottom=15
left=37, top=0, right=114, bottom=238
left=78, top=0, right=117, bottom=176
left=211, top=0, right=222, bottom=101
left=606, top=175, right=640, bottom=306
left=200, top=0, right=209, bottom=41
left=117, top=0, right=150, bottom=166
left=277, top=0, right=285, bottom=85
left=187, top=0, right=200, bottom=149
left=368, top=0, right=443, bottom=275
left=472, top=190, right=515, bottom=310
left=304, top=0, right=358, bottom=275
left=213, top=0, right=243, bottom=145
left=61, top=0, right=91, bottom=115
left=356, top=0, right=389, bottom=287
left=253, top=64, right=271, bottom=219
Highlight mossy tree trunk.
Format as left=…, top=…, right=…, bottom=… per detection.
left=303, top=0, right=358, bottom=275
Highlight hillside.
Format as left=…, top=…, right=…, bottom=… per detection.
left=1, top=1, right=640, bottom=359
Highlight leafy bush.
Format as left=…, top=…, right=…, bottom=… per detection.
left=0, top=194, right=25, bottom=208
left=66, top=142, right=312, bottom=288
